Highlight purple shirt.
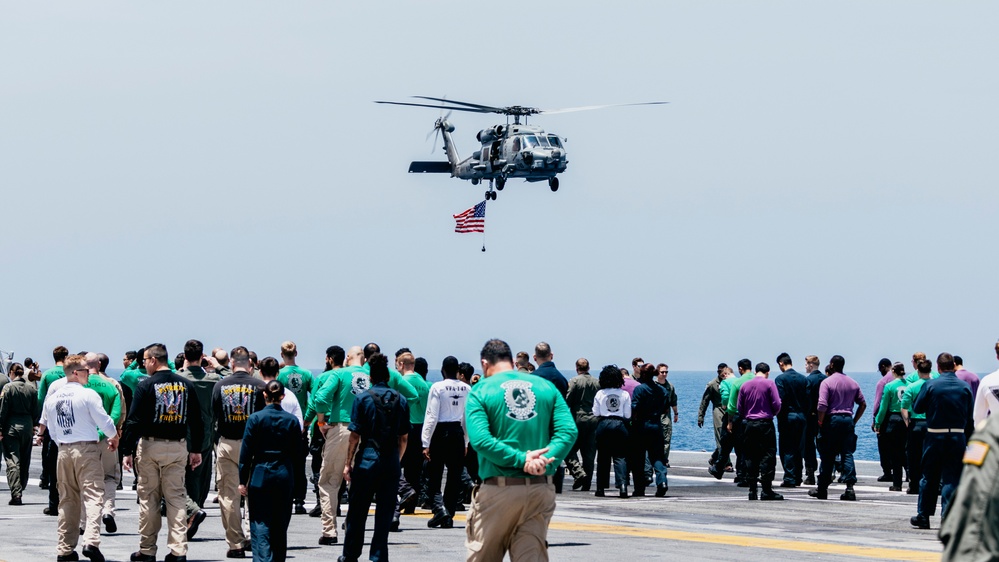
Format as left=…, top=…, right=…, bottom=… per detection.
left=956, top=369, right=980, bottom=398
left=621, top=377, right=640, bottom=398
left=871, top=372, right=895, bottom=420
left=817, top=373, right=865, bottom=415
left=737, top=376, right=782, bottom=420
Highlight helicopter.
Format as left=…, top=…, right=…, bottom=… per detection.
left=375, top=96, right=667, bottom=201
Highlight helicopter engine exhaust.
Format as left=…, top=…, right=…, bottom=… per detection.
left=475, top=125, right=504, bottom=143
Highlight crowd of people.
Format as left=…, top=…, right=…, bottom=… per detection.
left=2, top=339, right=999, bottom=561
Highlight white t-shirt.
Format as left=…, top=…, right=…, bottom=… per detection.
left=282, top=393, right=304, bottom=430
left=40, top=382, right=117, bottom=445
left=973, top=368, right=999, bottom=425
left=422, top=378, right=471, bottom=448
left=592, top=388, right=632, bottom=419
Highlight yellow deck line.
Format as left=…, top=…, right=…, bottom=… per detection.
left=403, top=511, right=939, bottom=561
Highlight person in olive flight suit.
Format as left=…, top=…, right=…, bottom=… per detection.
left=338, top=353, right=410, bottom=562
left=0, top=363, right=38, bottom=505
left=178, top=339, right=219, bottom=539
left=939, top=411, right=999, bottom=560
left=910, top=352, right=974, bottom=529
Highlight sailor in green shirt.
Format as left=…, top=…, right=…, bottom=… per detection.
left=82, top=352, right=124, bottom=529
left=38, top=345, right=68, bottom=509
left=303, top=346, right=346, bottom=517
left=359, top=343, right=419, bottom=402
left=464, top=339, right=577, bottom=561
left=874, top=362, right=908, bottom=491
left=396, top=352, right=430, bottom=519
left=901, top=358, right=933, bottom=495
left=278, top=341, right=313, bottom=514
left=904, top=352, right=939, bottom=384
left=717, top=359, right=754, bottom=485
left=314, top=346, right=367, bottom=543
left=278, top=342, right=314, bottom=411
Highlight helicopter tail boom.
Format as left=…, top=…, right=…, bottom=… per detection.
left=408, top=161, right=452, bottom=174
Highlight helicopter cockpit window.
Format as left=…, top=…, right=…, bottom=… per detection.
left=547, top=135, right=562, bottom=149
left=523, top=135, right=540, bottom=148
left=512, top=137, right=521, bottom=152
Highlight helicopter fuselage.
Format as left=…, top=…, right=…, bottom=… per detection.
left=453, top=123, right=567, bottom=183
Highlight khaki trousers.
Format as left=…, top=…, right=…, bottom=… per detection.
left=465, top=481, right=556, bottom=562
left=80, top=437, right=121, bottom=528
left=317, top=423, right=351, bottom=538
left=136, top=438, right=189, bottom=557
left=56, top=441, right=105, bottom=556
left=216, top=437, right=247, bottom=550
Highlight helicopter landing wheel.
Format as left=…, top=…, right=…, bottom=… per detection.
left=549, top=177, right=559, bottom=192
left=496, top=176, right=506, bottom=191
left=485, top=190, right=496, bottom=201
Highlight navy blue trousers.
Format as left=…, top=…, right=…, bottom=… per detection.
left=342, top=448, right=400, bottom=562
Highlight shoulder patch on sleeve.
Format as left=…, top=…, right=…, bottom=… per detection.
left=963, top=441, right=990, bottom=466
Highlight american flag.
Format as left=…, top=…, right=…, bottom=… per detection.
left=453, top=200, right=486, bottom=233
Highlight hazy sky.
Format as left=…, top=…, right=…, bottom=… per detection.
left=2, top=2, right=998, bottom=373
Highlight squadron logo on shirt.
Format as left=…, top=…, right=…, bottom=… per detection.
left=287, top=374, right=302, bottom=392
left=154, top=382, right=187, bottom=424
left=607, top=395, right=621, bottom=413
left=501, top=380, right=537, bottom=421
left=55, top=399, right=76, bottom=431
left=351, top=373, right=370, bottom=396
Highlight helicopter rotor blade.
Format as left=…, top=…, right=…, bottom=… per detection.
left=374, top=100, right=493, bottom=113
left=539, top=101, right=669, bottom=115
left=413, top=96, right=501, bottom=112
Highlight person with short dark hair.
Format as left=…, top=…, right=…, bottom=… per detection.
left=714, top=359, right=754, bottom=485
left=910, top=352, right=974, bottom=529
left=121, top=343, right=206, bottom=562
left=0, top=363, right=37, bottom=505
left=340, top=353, right=410, bottom=562
left=463, top=339, right=577, bottom=561
left=809, top=355, right=866, bottom=502
left=773, top=353, right=808, bottom=488
left=901, top=359, right=933, bottom=495
left=631, top=363, right=669, bottom=497
left=737, top=362, right=783, bottom=501
left=38, top=345, right=69, bottom=509
left=592, top=365, right=631, bottom=497
left=565, top=358, right=600, bottom=491
left=423, top=356, right=471, bottom=529
left=239, top=380, right=301, bottom=562
left=871, top=358, right=896, bottom=483
left=212, top=348, right=266, bottom=558
left=874, top=362, right=908, bottom=492
left=303, top=345, right=345, bottom=517
left=699, top=364, right=731, bottom=471
left=178, top=339, right=219, bottom=538
left=655, top=364, right=678, bottom=468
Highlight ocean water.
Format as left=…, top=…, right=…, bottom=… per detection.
left=108, top=367, right=885, bottom=461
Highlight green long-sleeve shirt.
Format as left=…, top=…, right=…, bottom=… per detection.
left=86, top=373, right=122, bottom=440
left=304, top=369, right=337, bottom=427
left=466, top=370, right=577, bottom=480
left=278, top=365, right=313, bottom=411
left=901, top=377, right=929, bottom=420
left=874, top=378, right=907, bottom=427
left=726, top=373, right=755, bottom=416
left=361, top=363, right=418, bottom=401
left=403, top=373, right=431, bottom=425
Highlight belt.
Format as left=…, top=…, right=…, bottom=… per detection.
left=483, top=476, right=551, bottom=486
left=62, top=440, right=99, bottom=446
left=746, top=418, right=774, bottom=423
left=926, top=428, right=965, bottom=434
left=830, top=413, right=853, bottom=417
left=144, top=436, right=185, bottom=442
